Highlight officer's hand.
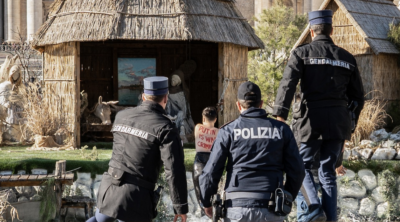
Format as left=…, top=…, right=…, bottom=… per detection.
left=336, top=165, right=347, bottom=176
left=204, top=207, right=213, bottom=218
left=173, top=214, right=187, bottom=222
left=276, top=116, right=286, bottom=123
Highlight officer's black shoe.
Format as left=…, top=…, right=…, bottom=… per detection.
left=299, top=205, right=327, bottom=222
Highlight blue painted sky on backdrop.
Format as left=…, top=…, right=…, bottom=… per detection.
left=118, top=58, right=156, bottom=87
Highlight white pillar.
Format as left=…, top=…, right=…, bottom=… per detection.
left=0, top=0, right=4, bottom=42
left=292, top=0, right=298, bottom=14
left=312, top=0, right=324, bottom=11
left=266, top=0, right=273, bottom=9
left=3, top=0, right=7, bottom=41
left=304, top=0, right=312, bottom=13
left=7, top=0, right=20, bottom=42
left=27, top=0, right=42, bottom=41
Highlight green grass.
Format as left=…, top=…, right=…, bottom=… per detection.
left=0, top=144, right=398, bottom=178
left=0, top=145, right=196, bottom=177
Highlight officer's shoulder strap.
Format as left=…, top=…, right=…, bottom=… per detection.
left=219, top=120, right=235, bottom=129
left=294, top=43, right=309, bottom=49
left=162, top=114, right=175, bottom=123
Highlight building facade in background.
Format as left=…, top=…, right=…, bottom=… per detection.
left=0, top=0, right=54, bottom=43
left=236, top=0, right=325, bottom=23
left=237, top=0, right=400, bottom=24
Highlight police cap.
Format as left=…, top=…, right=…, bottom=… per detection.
left=143, top=77, right=169, bottom=96
left=308, top=10, right=333, bottom=25
left=237, top=81, right=261, bottom=102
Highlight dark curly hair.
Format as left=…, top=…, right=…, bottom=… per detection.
left=202, top=106, right=217, bottom=122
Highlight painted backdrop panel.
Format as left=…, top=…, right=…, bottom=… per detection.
left=118, top=58, right=156, bottom=105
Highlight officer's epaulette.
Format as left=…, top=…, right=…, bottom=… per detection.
left=162, top=114, right=176, bottom=123
left=219, top=120, right=235, bottom=129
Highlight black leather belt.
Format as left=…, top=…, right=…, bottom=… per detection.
left=225, top=199, right=273, bottom=208
left=226, top=192, right=274, bottom=200
left=225, top=192, right=274, bottom=208
left=108, top=167, right=155, bottom=190
left=306, top=100, right=347, bottom=109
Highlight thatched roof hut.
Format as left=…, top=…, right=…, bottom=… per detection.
left=33, top=0, right=263, bottom=49
left=294, top=0, right=400, bottom=127
left=32, top=0, right=263, bottom=147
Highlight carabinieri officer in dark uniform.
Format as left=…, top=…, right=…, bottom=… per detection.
left=273, top=10, right=364, bottom=222
left=200, top=81, right=305, bottom=222
left=87, top=77, right=188, bottom=222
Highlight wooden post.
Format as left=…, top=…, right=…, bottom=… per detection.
left=218, top=43, right=248, bottom=124
left=217, top=43, right=225, bottom=127
left=55, top=160, right=66, bottom=221
left=75, top=42, right=81, bottom=148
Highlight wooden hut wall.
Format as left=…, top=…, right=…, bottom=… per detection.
left=80, top=41, right=218, bottom=126
left=218, top=43, right=248, bottom=126
left=372, top=54, right=400, bottom=100
left=355, top=55, right=374, bottom=99
left=43, top=42, right=80, bottom=147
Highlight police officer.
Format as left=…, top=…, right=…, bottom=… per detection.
left=87, top=77, right=188, bottom=222
left=199, top=81, right=305, bottom=222
left=273, top=10, right=365, bottom=222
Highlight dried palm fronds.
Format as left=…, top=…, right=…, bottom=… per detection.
left=0, top=190, right=19, bottom=222
left=351, top=92, right=391, bottom=147
left=20, top=83, right=68, bottom=137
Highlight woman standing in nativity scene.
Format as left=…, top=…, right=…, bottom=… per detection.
left=166, top=70, right=195, bottom=138
left=192, top=107, right=218, bottom=216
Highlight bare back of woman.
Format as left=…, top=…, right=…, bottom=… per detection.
left=192, top=107, right=218, bottom=216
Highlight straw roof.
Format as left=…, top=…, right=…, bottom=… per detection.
left=32, top=0, right=263, bottom=50
left=294, top=0, right=400, bottom=54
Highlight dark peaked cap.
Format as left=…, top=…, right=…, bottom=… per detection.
left=143, top=77, right=169, bottom=96
left=308, top=10, right=333, bottom=25
left=237, top=81, right=261, bottom=102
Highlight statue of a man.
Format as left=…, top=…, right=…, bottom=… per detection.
left=166, top=70, right=195, bottom=137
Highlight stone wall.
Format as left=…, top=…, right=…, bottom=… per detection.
left=4, top=169, right=400, bottom=221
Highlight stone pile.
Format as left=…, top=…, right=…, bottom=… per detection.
left=336, top=169, right=400, bottom=221
left=345, top=129, right=400, bottom=160
left=287, top=169, right=400, bottom=222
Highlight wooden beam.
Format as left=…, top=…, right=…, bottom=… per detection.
left=0, top=178, right=73, bottom=187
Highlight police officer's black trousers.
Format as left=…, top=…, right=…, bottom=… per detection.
left=193, top=152, right=210, bottom=215
left=299, top=139, right=343, bottom=222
